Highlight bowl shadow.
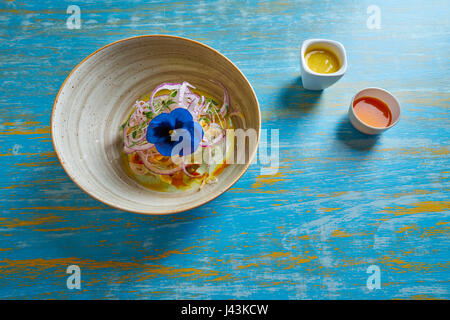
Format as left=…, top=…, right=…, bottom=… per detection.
left=335, top=115, right=380, bottom=151
left=278, top=76, right=322, bottom=117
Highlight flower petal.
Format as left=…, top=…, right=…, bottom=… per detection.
left=146, top=112, right=171, bottom=144
left=154, top=141, right=174, bottom=157
left=173, top=122, right=204, bottom=156
left=146, top=107, right=204, bottom=157
left=170, top=108, right=194, bottom=129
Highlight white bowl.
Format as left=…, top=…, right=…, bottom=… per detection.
left=300, top=39, right=347, bottom=90
left=348, top=87, right=401, bottom=135
left=51, top=35, right=261, bottom=215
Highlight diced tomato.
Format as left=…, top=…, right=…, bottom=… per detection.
left=130, top=153, right=143, bottom=164
left=171, top=171, right=186, bottom=187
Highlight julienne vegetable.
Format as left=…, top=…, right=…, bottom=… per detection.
left=121, top=81, right=234, bottom=192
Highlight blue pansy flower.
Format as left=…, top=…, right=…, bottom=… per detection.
left=146, top=108, right=203, bottom=157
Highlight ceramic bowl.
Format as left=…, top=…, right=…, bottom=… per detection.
left=300, top=39, right=347, bottom=90
left=348, top=87, right=401, bottom=135
left=52, top=35, right=260, bottom=215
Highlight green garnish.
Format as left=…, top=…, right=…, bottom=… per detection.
left=144, top=111, right=153, bottom=119
left=170, top=90, right=178, bottom=97
left=120, top=108, right=135, bottom=130
left=205, top=98, right=218, bottom=106
left=199, top=116, right=210, bottom=123
left=161, top=98, right=175, bottom=111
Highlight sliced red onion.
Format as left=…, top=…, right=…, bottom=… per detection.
left=150, top=82, right=182, bottom=112
left=123, top=124, right=153, bottom=151
left=124, top=146, right=135, bottom=154
left=195, top=95, right=205, bottom=114
left=129, top=100, right=151, bottom=127
left=200, top=123, right=225, bottom=147
left=210, top=80, right=229, bottom=116
left=187, top=95, right=200, bottom=114
left=201, top=101, right=211, bottom=114
left=129, top=142, right=154, bottom=151
left=177, top=81, right=194, bottom=107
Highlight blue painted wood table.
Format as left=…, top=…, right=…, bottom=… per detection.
left=0, top=0, right=448, bottom=299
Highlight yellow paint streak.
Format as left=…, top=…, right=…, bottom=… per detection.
left=1, top=183, right=34, bottom=190
left=0, top=214, right=64, bottom=228
left=0, top=257, right=226, bottom=282
left=239, top=251, right=318, bottom=270
left=258, top=280, right=296, bottom=287
left=236, top=263, right=259, bottom=270
left=0, top=127, right=50, bottom=135
left=331, top=229, right=366, bottom=238
left=395, top=225, right=418, bottom=234
left=377, top=256, right=449, bottom=273
left=380, top=201, right=450, bottom=216
left=137, top=267, right=220, bottom=282
left=208, top=274, right=234, bottom=282
left=1, top=177, right=65, bottom=190
left=430, top=147, right=449, bottom=155
left=33, top=226, right=93, bottom=232
left=144, top=246, right=202, bottom=261
left=393, top=223, right=449, bottom=239
left=0, top=151, right=56, bottom=158
left=316, top=191, right=348, bottom=198
left=229, top=188, right=290, bottom=194
left=321, top=207, right=341, bottom=213
left=283, top=255, right=318, bottom=269
left=263, top=251, right=291, bottom=258
left=385, top=189, right=436, bottom=199
left=420, top=226, right=450, bottom=239
left=15, top=160, right=57, bottom=167
left=251, top=172, right=289, bottom=189
left=12, top=206, right=104, bottom=211
left=1, top=120, right=41, bottom=126
left=406, top=295, right=445, bottom=300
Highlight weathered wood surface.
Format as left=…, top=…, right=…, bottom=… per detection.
left=0, top=0, right=448, bottom=299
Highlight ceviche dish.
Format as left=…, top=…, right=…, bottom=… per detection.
left=121, top=81, right=238, bottom=192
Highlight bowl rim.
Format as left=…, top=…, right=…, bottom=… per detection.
left=51, top=34, right=261, bottom=215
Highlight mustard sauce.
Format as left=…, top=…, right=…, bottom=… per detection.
left=305, top=48, right=340, bottom=74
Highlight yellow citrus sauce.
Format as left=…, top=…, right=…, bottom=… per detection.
left=305, top=48, right=340, bottom=74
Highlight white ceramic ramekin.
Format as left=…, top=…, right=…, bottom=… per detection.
left=348, top=87, right=401, bottom=135
left=300, top=39, right=347, bottom=91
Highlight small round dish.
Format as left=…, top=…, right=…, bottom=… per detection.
left=51, top=35, right=261, bottom=215
left=348, top=87, right=401, bottom=135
